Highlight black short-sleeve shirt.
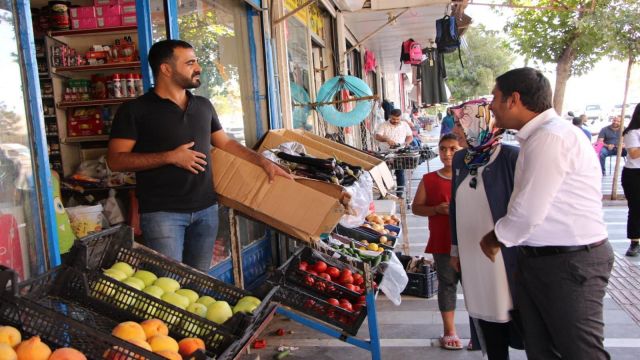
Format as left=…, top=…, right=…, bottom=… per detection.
left=110, top=89, right=223, bottom=213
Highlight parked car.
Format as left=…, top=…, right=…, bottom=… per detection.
left=584, top=104, right=605, bottom=121
left=609, top=104, right=632, bottom=120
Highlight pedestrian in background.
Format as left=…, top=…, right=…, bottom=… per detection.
left=480, top=67, right=612, bottom=359
left=412, top=133, right=463, bottom=350
left=622, top=103, right=640, bottom=257
left=449, top=99, right=522, bottom=359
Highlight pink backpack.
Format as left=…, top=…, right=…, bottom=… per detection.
left=400, top=39, right=423, bottom=69
left=364, top=50, right=376, bottom=73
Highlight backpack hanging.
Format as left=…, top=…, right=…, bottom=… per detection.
left=364, top=50, right=377, bottom=73
left=435, top=15, right=463, bottom=67
left=400, top=38, right=424, bottom=70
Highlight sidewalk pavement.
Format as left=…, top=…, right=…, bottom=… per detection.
left=251, top=124, right=640, bottom=359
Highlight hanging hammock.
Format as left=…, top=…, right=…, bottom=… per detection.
left=290, top=82, right=312, bottom=130
left=316, top=76, right=374, bottom=127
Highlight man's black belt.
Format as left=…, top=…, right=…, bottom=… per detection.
left=519, top=239, right=607, bottom=257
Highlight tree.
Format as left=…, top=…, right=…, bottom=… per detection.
left=595, top=0, right=640, bottom=198
left=444, top=25, right=515, bottom=102
left=505, top=0, right=610, bottom=113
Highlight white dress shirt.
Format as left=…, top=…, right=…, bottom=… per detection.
left=624, top=129, right=640, bottom=169
left=495, top=108, right=608, bottom=247
left=375, top=121, right=412, bottom=151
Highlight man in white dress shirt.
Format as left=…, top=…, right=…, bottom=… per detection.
left=375, top=108, right=413, bottom=197
left=479, top=67, right=613, bottom=359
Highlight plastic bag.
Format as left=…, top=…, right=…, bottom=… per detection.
left=339, top=172, right=373, bottom=228
left=262, top=142, right=307, bottom=164
left=102, top=189, right=125, bottom=225
left=379, top=251, right=409, bottom=305
left=66, top=204, right=104, bottom=238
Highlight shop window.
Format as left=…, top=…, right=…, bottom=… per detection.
left=0, top=3, right=47, bottom=280
left=177, top=0, right=257, bottom=146
left=285, top=18, right=312, bottom=130
left=151, top=0, right=167, bottom=42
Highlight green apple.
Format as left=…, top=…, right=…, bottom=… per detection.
left=103, top=268, right=127, bottom=281
left=154, top=277, right=180, bottom=293
left=162, top=292, right=189, bottom=310
left=233, top=302, right=258, bottom=314
left=109, top=262, right=135, bottom=277
left=186, top=302, right=207, bottom=317
left=196, top=296, right=216, bottom=307
left=142, top=285, right=164, bottom=299
left=122, top=276, right=145, bottom=290
left=132, top=270, right=158, bottom=287
left=236, top=296, right=261, bottom=307
left=175, top=289, right=199, bottom=304
left=206, top=301, right=233, bottom=324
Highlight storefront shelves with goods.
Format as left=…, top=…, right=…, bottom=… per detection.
left=49, top=25, right=138, bottom=37
left=63, top=134, right=110, bottom=143
left=57, top=98, right=133, bottom=109
left=53, top=61, right=141, bottom=73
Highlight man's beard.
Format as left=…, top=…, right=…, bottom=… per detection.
left=173, top=72, right=201, bottom=89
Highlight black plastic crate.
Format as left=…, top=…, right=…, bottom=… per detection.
left=385, top=153, right=420, bottom=170
left=269, top=247, right=371, bottom=335
left=334, top=224, right=397, bottom=250
left=67, top=225, right=274, bottom=338
left=0, top=267, right=165, bottom=360
left=397, top=254, right=438, bottom=298
left=18, top=265, right=235, bottom=358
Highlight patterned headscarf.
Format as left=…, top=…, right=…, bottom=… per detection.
left=451, top=98, right=504, bottom=170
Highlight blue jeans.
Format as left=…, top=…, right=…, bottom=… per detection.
left=140, top=204, right=219, bottom=271
left=395, top=169, right=405, bottom=197
left=599, top=147, right=627, bottom=174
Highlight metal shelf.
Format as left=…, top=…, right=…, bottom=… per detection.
left=57, top=98, right=133, bottom=108
left=63, top=135, right=109, bottom=143
left=53, top=61, right=141, bottom=73
left=49, top=25, right=137, bottom=37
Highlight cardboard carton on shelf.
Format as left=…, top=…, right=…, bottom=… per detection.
left=211, top=148, right=345, bottom=243
left=255, top=129, right=395, bottom=197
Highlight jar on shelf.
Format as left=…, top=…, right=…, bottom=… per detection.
left=48, top=1, right=70, bottom=31
left=112, top=73, right=122, bottom=98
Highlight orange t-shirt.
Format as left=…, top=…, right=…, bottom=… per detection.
left=422, top=171, right=452, bottom=254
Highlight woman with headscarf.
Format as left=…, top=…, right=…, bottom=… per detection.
left=448, top=99, right=523, bottom=359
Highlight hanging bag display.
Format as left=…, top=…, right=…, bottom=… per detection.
left=399, top=38, right=423, bottom=69
left=435, top=15, right=464, bottom=67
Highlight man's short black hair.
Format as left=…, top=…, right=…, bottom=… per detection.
left=148, top=39, right=193, bottom=78
left=439, top=133, right=459, bottom=145
left=572, top=117, right=583, bottom=126
left=495, top=67, right=553, bottom=113
left=390, top=109, right=402, bottom=117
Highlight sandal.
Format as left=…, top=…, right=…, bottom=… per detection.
left=439, top=335, right=463, bottom=350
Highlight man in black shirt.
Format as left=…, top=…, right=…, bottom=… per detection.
left=107, top=40, right=290, bottom=271
left=597, top=116, right=627, bottom=175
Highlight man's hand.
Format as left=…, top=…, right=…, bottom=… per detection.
left=607, top=144, right=615, bottom=151
left=170, top=142, right=207, bottom=174
left=480, top=230, right=501, bottom=262
left=387, top=139, right=397, bottom=147
left=449, top=256, right=460, bottom=273
left=434, top=202, right=449, bottom=215
left=259, top=157, right=294, bottom=183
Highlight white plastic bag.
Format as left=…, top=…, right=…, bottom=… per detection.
left=339, top=172, right=373, bottom=228
left=102, top=189, right=125, bottom=225
left=379, top=251, right=409, bottom=305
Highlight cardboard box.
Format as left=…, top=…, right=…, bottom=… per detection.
left=97, top=15, right=122, bottom=27
left=70, top=6, right=96, bottom=18
left=256, top=129, right=395, bottom=196
left=71, top=17, right=98, bottom=30
left=121, top=14, right=137, bottom=26
left=211, top=148, right=345, bottom=242
left=95, top=5, right=121, bottom=17
left=120, top=3, right=136, bottom=14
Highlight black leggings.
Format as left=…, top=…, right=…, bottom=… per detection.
left=478, top=319, right=511, bottom=360
left=622, top=167, right=640, bottom=239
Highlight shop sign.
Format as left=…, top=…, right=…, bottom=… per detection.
left=284, top=0, right=310, bottom=24
left=309, top=4, right=325, bottom=38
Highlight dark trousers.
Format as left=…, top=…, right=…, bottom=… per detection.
left=477, top=320, right=511, bottom=360
left=395, top=169, right=405, bottom=197
left=516, top=242, right=614, bottom=360
left=622, top=167, right=640, bottom=239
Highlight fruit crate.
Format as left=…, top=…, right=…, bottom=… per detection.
left=17, top=264, right=238, bottom=358
left=397, top=254, right=438, bottom=298
left=0, top=267, right=167, bottom=360
left=269, top=247, right=370, bottom=335
left=334, top=224, right=397, bottom=250
left=67, top=225, right=276, bottom=338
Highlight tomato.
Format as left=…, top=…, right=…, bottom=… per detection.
left=345, top=284, right=356, bottom=292
left=303, top=275, right=315, bottom=287
left=314, top=281, right=327, bottom=292
left=352, top=285, right=360, bottom=293
left=339, top=298, right=350, bottom=304
left=358, top=295, right=366, bottom=304
left=339, top=301, right=353, bottom=312
left=339, top=275, right=353, bottom=285
left=327, top=298, right=340, bottom=306
left=307, top=270, right=318, bottom=276
left=313, top=261, right=327, bottom=273
left=304, top=299, right=315, bottom=308
left=326, top=267, right=340, bottom=280
left=340, top=269, right=352, bottom=278
left=319, top=273, right=332, bottom=281
left=353, top=303, right=363, bottom=312
left=299, top=261, right=308, bottom=271
left=352, top=273, right=364, bottom=286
